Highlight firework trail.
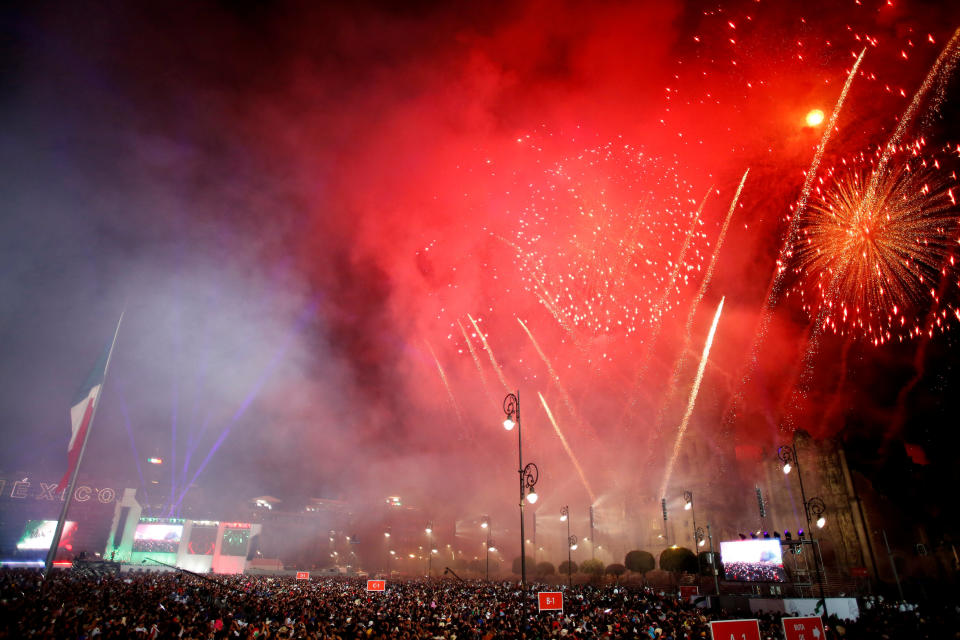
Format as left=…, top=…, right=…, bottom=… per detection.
left=517, top=317, right=600, bottom=441
left=538, top=391, right=597, bottom=503
left=457, top=318, right=497, bottom=408
left=864, top=29, right=960, bottom=207
left=654, top=171, right=749, bottom=437
left=425, top=340, right=468, bottom=439
left=619, top=188, right=712, bottom=426
left=660, top=296, right=725, bottom=497
left=722, top=48, right=867, bottom=433
left=467, top=313, right=511, bottom=393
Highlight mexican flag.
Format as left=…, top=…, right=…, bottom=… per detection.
left=56, top=344, right=111, bottom=492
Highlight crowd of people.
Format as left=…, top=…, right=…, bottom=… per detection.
left=722, top=561, right=786, bottom=583
left=0, top=568, right=955, bottom=639
left=131, top=539, right=181, bottom=554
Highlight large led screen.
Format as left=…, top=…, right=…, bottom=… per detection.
left=220, top=528, right=250, bottom=556
left=720, top=539, right=786, bottom=582
left=17, top=520, right=78, bottom=550
left=133, top=522, right=183, bottom=553
left=187, top=525, right=217, bottom=555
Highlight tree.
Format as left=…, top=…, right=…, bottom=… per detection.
left=581, top=558, right=604, bottom=578
left=511, top=555, right=537, bottom=575
left=659, top=547, right=698, bottom=575
left=625, top=550, right=656, bottom=576
left=605, top=563, right=627, bottom=581
left=534, top=561, right=556, bottom=577
left=558, top=560, right=578, bottom=576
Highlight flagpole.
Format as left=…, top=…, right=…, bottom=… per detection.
left=45, top=312, right=124, bottom=575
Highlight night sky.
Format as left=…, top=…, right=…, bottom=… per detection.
left=2, top=0, right=960, bottom=525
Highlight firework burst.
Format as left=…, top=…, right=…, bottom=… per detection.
left=510, top=135, right=709, bottom=339
left=790, top=147, right=960, bottom=343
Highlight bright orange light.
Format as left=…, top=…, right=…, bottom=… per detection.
left=805, top=109, right=825, bottom=127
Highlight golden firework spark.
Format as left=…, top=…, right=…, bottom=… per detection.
left=793, top=160, right=958, bottom=343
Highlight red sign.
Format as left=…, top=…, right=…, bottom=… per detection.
left=781, top=616, right=825, bottom=640
left=679, top=585, right=699, bottom=599
left=538, top=591, right=563, bottom=612
left=366, top=580, right=386, bottom=592
left=850, top=567, right=868, bottom=578
left=709, top=619, right=761, bottom=640
left=295, top=571, right=310, bottom=580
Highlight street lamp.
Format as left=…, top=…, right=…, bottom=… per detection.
left=807, top=497, right=827, bottom=528
left=482, top=517, right=495, bottom=580
left=426, top=522, right=434, bottom=577
left=503, top=391, right=540, bottom=587
left=383, top=529, right=392, bottom=575
left=695, top=527, right=706, bottom=547
left=561, top=505, right=574, bottom=586
left=778, top=439, right=829, bottom=610
left=706, top=523, right=720, bottom=595
left=683, top=491, right=699, bottom=546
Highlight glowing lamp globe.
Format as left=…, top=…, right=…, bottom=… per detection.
left=560, top=514, right=567, bottom=522
left=699, top=539, right=706, bottom=547
left=489, top=546, right=496, bottom=552
left=816, top=516, right=826, bottom=528
left=384, top=532, right=390, bottom=538
left=806, top=109, right=825, bottom=127
left=425, top=527, right=432, bottom=534
left=782, top=463, right=792, bottom=475
left=526, top=489, right=538, bottom=504
left=480, top=522, right=488, bottom=529
left=503, top=418, right=516, bottom=431
left=684, top=502, right=692, bottom=511
left=570, top=543, right=577, bottom=550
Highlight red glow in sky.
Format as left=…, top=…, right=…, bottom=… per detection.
left=3, top=0, right=960, bottom=517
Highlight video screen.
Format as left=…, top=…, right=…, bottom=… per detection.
left=17, top=520, right=78, bottom=550
left=187, top=525, right=217, bottom=555
left=220, top=528, right=250, bottom=556
left=133, top=522, right=183, bottom=553
left=720, top=539, right=786, bottom=582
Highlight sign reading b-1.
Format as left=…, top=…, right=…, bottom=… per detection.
left=781, top=615, right=825, bottom=640
left=537, top=592, right=563, bottom=612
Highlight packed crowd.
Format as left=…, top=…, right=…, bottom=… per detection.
left=0, top=568, right=955, bottom=639
left=131, top=539, right=181, bottom=554
left=722, top=561, right=786, bottom=583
